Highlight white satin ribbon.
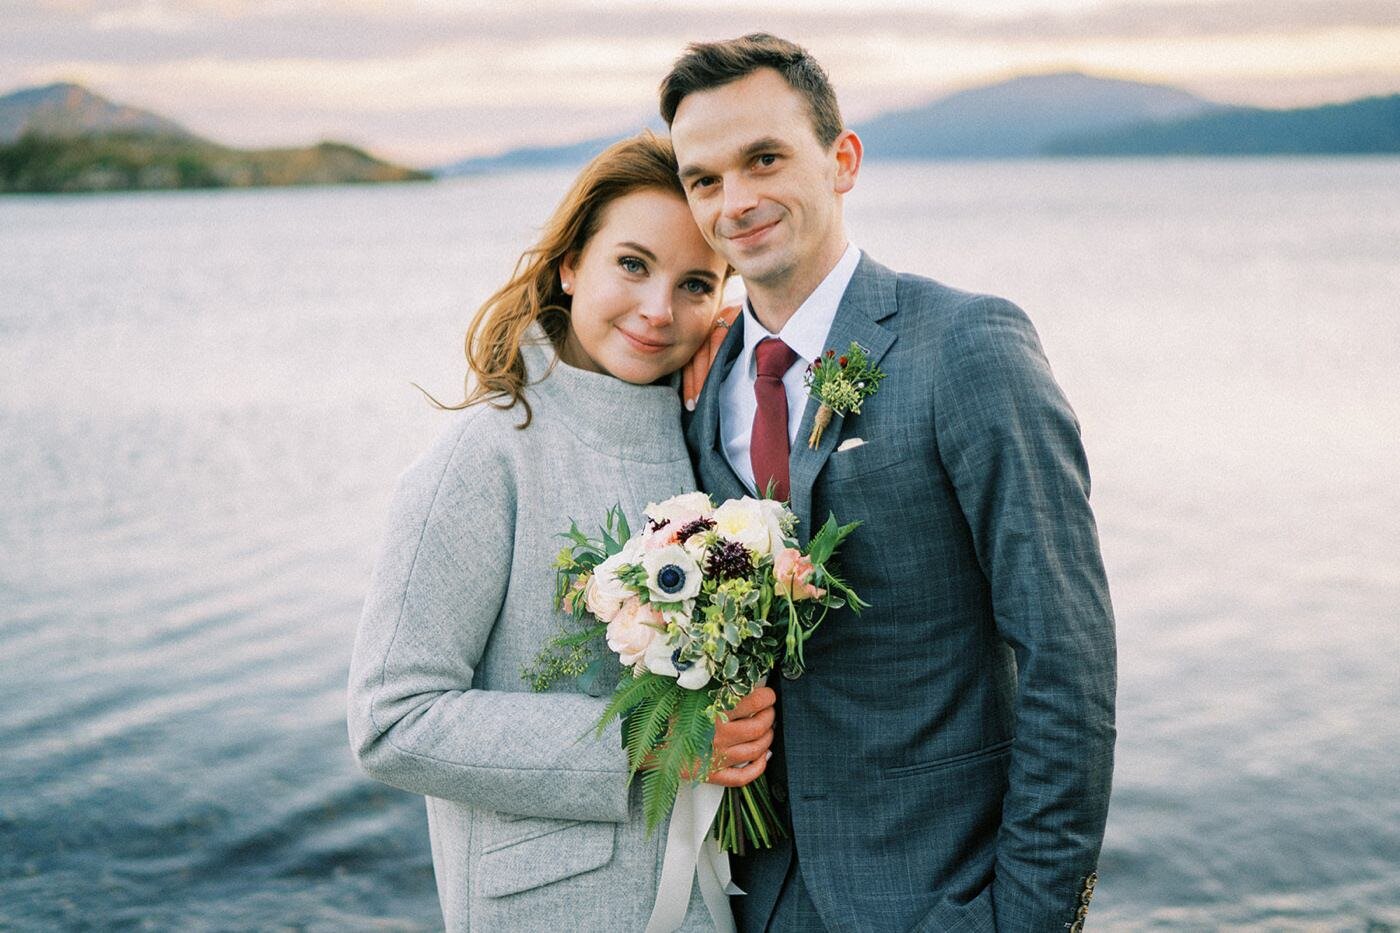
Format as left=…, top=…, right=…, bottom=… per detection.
left=644, top=781, right=743, bottom=933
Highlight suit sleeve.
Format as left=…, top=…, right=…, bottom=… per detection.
left=932, top=296, right=1116, bottom=930
left=345, top=413, right=632, bottom=823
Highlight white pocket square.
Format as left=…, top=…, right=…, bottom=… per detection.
left=836, top=437, right=866, bottom=452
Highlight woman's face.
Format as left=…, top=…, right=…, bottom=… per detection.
left=559, top=188, right=726, bottom=384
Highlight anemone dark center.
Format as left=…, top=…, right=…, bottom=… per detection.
left=657, top=564, right=686, bottom=594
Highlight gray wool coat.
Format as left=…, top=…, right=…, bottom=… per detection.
left=348, top=339, right=713, bottom=932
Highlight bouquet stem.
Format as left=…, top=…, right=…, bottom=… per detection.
left=713, top=773, right=786, bottom=855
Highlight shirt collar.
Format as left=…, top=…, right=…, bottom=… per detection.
left=740, top=242, right=862, bottom=368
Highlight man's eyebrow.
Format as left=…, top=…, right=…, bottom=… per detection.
left=615, top=241, right=658, bottom=261
left=677, top=162, right=708, bottom=182
left=678, top=136, right=791, bottom=181
left=740, top=137, right=789, bottom=159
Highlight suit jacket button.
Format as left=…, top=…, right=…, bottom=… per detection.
left=782, top=666, right=802, bottom=680
left=770, top=779, right=788, bottom=803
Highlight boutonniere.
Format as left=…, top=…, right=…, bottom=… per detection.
left=802, top=342, right=887, bottom=448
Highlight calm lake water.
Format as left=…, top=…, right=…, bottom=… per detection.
left=2, top=159, right=1398, bottom=930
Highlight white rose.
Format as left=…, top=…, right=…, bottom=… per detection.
left=641, top=545, right=703, bottom=603
left=586, top=543, right=641, bottom=621
left=606, top=598, right=663, bottom=667
left=682, top=534, right=710, bottom=566
left=713, top=496, right=786, bottom=558
left=644, top=492, right=715, bottom=529
left=756, top=498, right=794, bottom=551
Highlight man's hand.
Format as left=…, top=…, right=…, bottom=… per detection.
left=703, top=685, right=776, bottom=788
left=683, top=304, right=741, bottom=411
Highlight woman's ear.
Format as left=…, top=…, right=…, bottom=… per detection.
left=559, top=252, right=578, bottom=295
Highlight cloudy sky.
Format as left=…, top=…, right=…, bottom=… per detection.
left=4, top=0, right=1399, bottom=167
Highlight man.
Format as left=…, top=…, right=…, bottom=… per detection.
left=664, top=35, right=1116, bottom=932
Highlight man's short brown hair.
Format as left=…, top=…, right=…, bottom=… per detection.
left=659, top=33, right=844, bottom=148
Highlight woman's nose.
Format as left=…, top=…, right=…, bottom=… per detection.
left=637, top=286, right=674, bottom=326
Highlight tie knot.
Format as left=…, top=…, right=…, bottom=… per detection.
left=754, top=338, right=799, bottom=380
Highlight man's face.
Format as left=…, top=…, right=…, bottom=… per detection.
left=670, top=68, right=852, bottom=294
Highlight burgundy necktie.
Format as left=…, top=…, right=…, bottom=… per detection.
left=750, top=338, right=800, bottom=501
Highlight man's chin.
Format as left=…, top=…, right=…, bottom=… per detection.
left=726, top=255, right=790, bottom=291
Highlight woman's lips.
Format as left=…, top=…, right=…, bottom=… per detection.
left=618, top=328, right=671, bottom=353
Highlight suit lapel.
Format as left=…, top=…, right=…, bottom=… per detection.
left=789, top=255, right=899, bottom=543
left=692, top=315, right=750, bottom=505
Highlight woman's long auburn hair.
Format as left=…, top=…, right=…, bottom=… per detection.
left=438, top=131, right=710, bottom=428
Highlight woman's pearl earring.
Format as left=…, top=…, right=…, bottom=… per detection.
left=561, top=279, right=572, bottom=294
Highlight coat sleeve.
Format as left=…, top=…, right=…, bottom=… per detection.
left=346, top=412, right=632, bottom=823
left=932, top=296, right=1117, bottom=931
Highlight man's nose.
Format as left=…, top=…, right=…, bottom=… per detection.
left=721, top=176, right=758, bottom=220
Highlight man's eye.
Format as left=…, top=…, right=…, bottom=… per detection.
left=756, top=154, right=778, bottom=168
left=692, top=177, right=718, bottom=191
left=619, top=257, right=646, bottom=274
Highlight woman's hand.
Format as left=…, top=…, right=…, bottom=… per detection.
left=683, top=304, right=741, bottom=411
left=703, top=685, right=776, bottom=788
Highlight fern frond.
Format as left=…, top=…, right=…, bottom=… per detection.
left=628, top=687, right=679, bottom=770
left=596, top=670, right=665, bottom=735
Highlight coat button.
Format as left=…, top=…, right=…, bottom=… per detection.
left=770, top=778, right=788, bottom=803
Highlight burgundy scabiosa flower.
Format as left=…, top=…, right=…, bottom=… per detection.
left=705, top=538, right=754, bottom=580
left=676, top=516, right=716, bottom=544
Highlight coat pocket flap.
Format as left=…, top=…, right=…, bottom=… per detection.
left=477, top=820, right=616, bottom=898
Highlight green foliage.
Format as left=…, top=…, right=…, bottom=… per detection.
left=804, top=342, right=887, bottom=416
left=522, top=622, right=606, bottom=692
left=0, top=130, right=430, bottom=194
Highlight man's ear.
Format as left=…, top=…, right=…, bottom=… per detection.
left=832, top=129, right=862, bottom=195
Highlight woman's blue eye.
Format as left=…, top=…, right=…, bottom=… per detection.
left=619, top=257, right=646, bottom=274
left=681, top=279, right=715, bottom=296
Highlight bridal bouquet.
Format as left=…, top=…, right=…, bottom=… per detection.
left=527, top=492, right=864, bottom=854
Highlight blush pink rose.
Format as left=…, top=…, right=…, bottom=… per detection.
left=606, top=597, right=666, bottom=667
left=773, top=547, right=826, bottom=601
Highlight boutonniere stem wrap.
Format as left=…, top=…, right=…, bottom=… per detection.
left=803, top=342, right=887, bottom=448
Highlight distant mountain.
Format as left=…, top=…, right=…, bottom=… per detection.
left=437, top=133, right=625, bottom=177
left=855, top=72, right=1219, bottom=159
left=435, top=117, right=668, bottom=177
left=0, top=82, right=191, bottom=144
left=1044, top=95, right=1400, bottom=155
left=0, top=82, right=430, bottom=194
left=433, top=73, right=1220, bottom=173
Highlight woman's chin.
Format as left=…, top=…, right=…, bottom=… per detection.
left=605, top=354, right=686, bottom=386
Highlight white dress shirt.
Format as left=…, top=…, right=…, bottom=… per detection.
left=719, top=242, right=863, bottom=494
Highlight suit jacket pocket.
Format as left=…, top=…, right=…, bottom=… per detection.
left=477, top=818, right=616, bottom=898
left=824, top=428, right=916, bottom=481
left=882, top=739, right=1014, bottom=779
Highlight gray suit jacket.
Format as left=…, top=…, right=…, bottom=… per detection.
left=687, top=255, right=1116, bottom=932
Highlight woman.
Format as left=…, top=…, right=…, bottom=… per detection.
left=347, top=134, right=768, bottom=932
